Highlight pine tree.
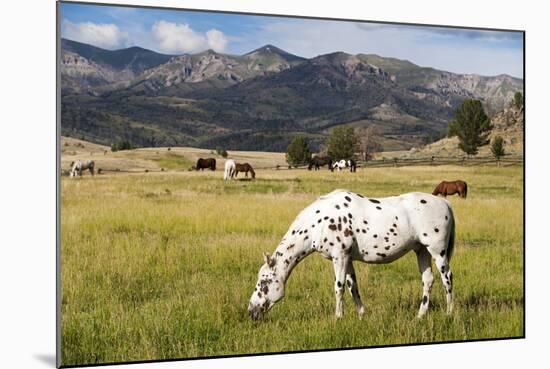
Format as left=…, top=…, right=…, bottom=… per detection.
left=286, top=136, right=311, bottom=167
left=448, top=99, right=492, bottom=156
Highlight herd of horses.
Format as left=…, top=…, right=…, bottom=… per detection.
left=67, top=156, right=467, bottom=198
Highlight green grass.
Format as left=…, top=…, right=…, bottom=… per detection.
left=60, top=165, right=524, bottom=366
left=150, top=152, right=194, bottom=170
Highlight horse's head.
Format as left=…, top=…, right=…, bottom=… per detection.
left=250, top=167, right=256, bottom=179
left=248, top=252, right=285, bottom=320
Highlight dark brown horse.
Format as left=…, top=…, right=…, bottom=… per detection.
left=308, top=156, right=333, bottom=171
left=196, top=158, right=216, bottom=171
left=235, top=163, right=256, bottom=179
left=433, top=180, right=468, bottom=198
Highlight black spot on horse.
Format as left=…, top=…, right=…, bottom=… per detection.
left=357, top=193, right=364, bottom=198
left=324, top=216, right=329, bottom=220
left=376, top=206, right=382, bottom=210
left=423, top=233, right=428, bottom=237
left=434, top=228, right=439, bottom=233
left=338, top=224, right=342, bottom=231
left=377, top=253, right=387, bottom=257
left=373, top=234, right=378, bottom=238
left=330, top=218, right=335, bottom=223
left=335, top=205, right=340, bottom=210
left=393, top=223, right=397, bottom=228
left=346, top=280, right=352, bottom=288
left=348, top=213, right=353, bottom=219
left=422, top=296, right=428, bottom=304
left=329, top=242, right=334, bottom=246
left=287, top=244, right=295, bottom=250
left=343, top=203, right=349, bottom=207
left=389, top=228, right=394, bottom=232
left=304, top=229, right=308, bottom=234
left=420, top=199, right=427, bottom=204
left=337, top=281, right=342, bottom=288
left=316, top=210, right=320, bottom=213
left=369, top=199, right=380, bottom=204
left=323, top=238, right=328, bottom=243
left=345, top=196, right=351, bottom=202
left=292, top=230, right=296, bottom=235
left=304, top=236, right=309, bottom=241
left=329, top=224, right=337, bottom=231
left=385, top=246, right=390, bottom=250
left=318, top=219, right=322, bottom=223
left=336, top=236, right=341, bottom=242
left=440, top=250, right=446, bottom=257
left=445, top=215, right=449, bottom=220
left=363, top=220, right=368, bottom=225
left=343, top=216, right=347, bottom=223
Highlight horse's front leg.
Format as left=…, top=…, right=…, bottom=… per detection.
left=332, top=254, right=349, bottom=318
left=345, top=261, right=365, bottom=317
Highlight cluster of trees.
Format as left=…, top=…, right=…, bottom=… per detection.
left=285, top=125, right=384, bottom=166
left=111, top=140, right=135, bottom=152
left=286, top=92, right=522, bottom=166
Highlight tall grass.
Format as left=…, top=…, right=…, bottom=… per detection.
left=61, top=165, right=523, bottom=366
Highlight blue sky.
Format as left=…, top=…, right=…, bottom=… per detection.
left=60, top=3, right=524, bottom=78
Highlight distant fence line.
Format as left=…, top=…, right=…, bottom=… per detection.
left=63, top=155, right=523, bottom=176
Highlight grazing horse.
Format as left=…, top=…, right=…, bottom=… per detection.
left=308, top=156, right=333, bottom=171
left=248, top=190, right=455, bottom=320
left=69, top=160, right=95, bottom=177
left=433, top=180, right=468, bottom=198
left=235, top=163, right=256, bottom=179
left=196, top=158, right=216, bottom=171
left=332, top=159, right=357, bottom=172
left=224, top=159, right=236, bottom=181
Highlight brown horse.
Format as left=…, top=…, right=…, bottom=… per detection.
left=235, top=163, right=256, bottom=179
left=196, top=158, right=216, bottom=171
left=433, top=180, right=468, bottom=198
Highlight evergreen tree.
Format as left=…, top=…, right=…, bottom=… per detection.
left=491, top=136, right=506, bottom=164
left=448, top=99, right=492, bottom=156
left=286, top=136, right=311, bottom=167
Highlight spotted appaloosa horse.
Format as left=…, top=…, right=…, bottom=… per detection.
left=248, top=189, right=455, bottom=320
left=332, top=159, right=357, bottom=172
left=224, top=159, right=236, bottom=181
left=69, top=160, right=95, bottom=177
left=433, top=180, right=468, bottom=198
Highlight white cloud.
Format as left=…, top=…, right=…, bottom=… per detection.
left=151, top=20, right=227, bottom=54
left=62, top=20, right=130, bottom=50
left=206, top=29, right=228, bottom=52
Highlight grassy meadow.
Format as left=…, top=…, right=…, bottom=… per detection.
left=60, top=156, right=524, bottom=366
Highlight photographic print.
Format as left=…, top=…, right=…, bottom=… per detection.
left=58, top=1, right=524, bottom=366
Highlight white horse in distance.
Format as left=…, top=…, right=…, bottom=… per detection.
left=69, top=160, right=95, bottom=177
left=224, top=159, right=236, bottom=181
left=248, top=189, right=455, bottom=320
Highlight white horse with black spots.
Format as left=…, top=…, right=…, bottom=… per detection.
left=224, top=159, right=236, bottom=181
left=248, top=189, right=455, bottom=320
left=332, top=159, right=356, bottom=172
left=69, top=160, right=95, bottom=177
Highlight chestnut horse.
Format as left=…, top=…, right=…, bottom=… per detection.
left=196, top=158, right=216, bottom=171
left=235, top=163, right=256, bottom=179
left=433, top=180, right=468, bottom=198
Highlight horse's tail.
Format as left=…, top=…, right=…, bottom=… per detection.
left=463, top=182, right=468, bottom=198
left=447, top=207, right=456, bottom=262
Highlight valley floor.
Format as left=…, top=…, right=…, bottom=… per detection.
left=60, top=162, right=524, bottom=366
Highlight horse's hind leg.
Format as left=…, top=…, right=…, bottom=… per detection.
left=345, top=261, right=365, bottom=317
left=433, top=253, right=453, bottom=314
left=415, top=247, right=434, bottom=318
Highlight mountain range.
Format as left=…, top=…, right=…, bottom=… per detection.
left=60, top=38, right=523, bottom=152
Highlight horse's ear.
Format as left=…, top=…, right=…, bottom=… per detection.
left=263, top=252, right=275, bottom=268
